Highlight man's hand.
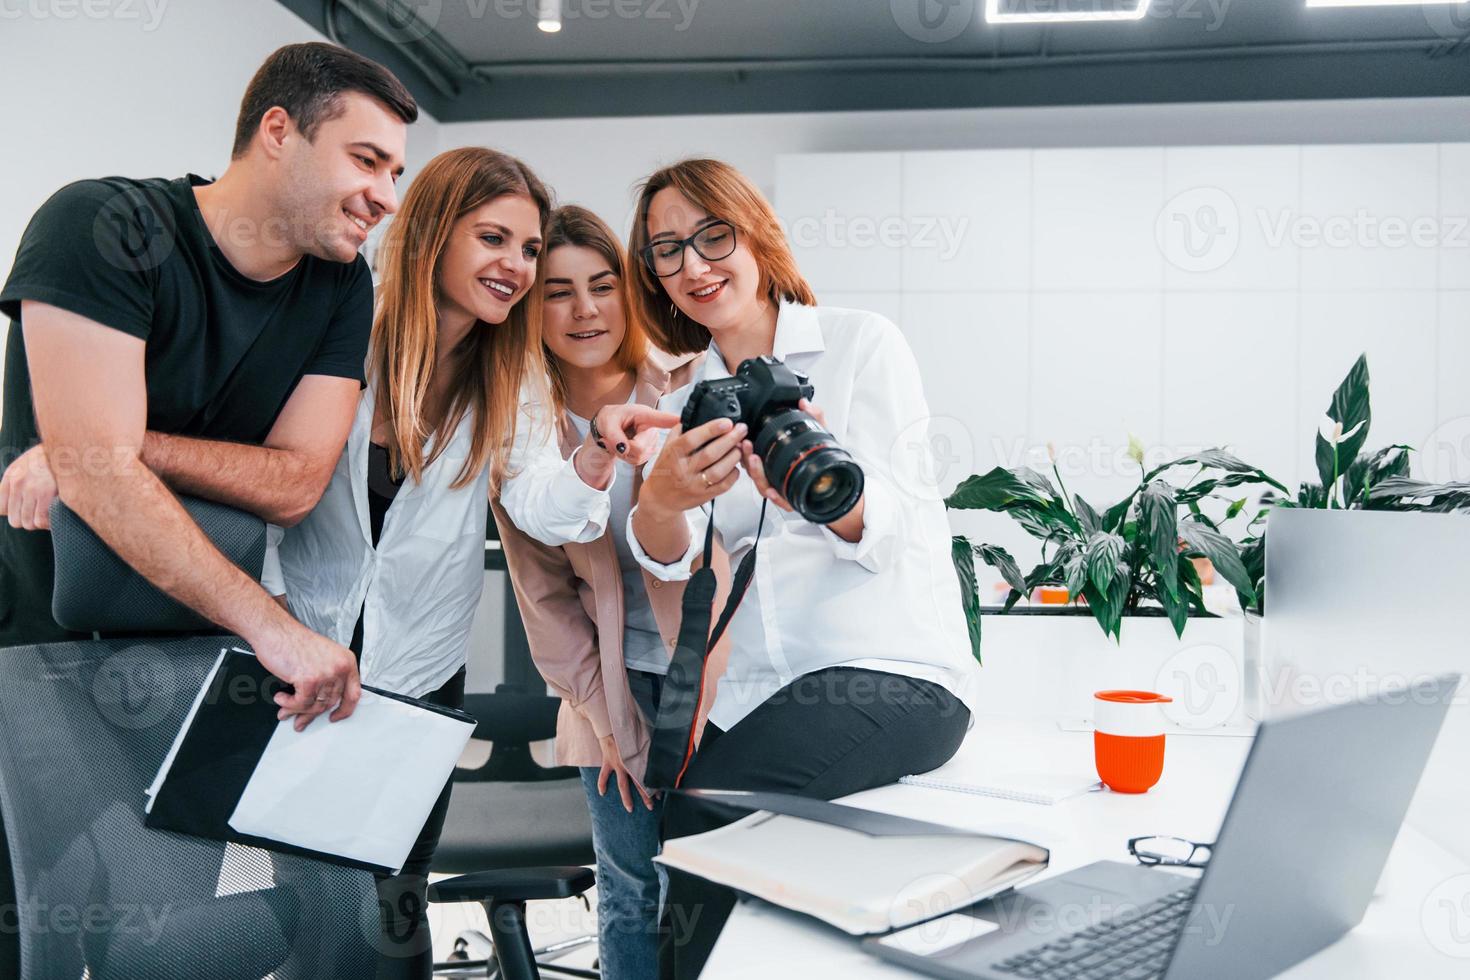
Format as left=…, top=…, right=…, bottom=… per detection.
left=0, top=445, right=59, bottom=530
left=251, top=616, right=362, bottom=731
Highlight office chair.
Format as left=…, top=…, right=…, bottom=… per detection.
left=429, top=687, right=600, bottom=979
left=0, top=497, right=379, bottom=978
left=0, top=497, right=596, bottom=980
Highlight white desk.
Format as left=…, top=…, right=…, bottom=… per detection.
left=703, top=717, right=1470, bottom=978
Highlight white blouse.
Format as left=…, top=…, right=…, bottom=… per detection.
left=626, top=301, right=982, bottom=731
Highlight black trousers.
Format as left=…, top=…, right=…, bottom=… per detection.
left=373, top=666, right=466, bottom=979
left=658, top=666, right=970, bottom=979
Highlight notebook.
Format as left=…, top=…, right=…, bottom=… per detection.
left=653, top=790, right=1048, bottom=935
left=145, top=647, right=475, bottom=874
left=898, top=771, right=1101, bottom=805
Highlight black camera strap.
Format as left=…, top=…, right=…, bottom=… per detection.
left=643, top=498, right=768, bottom=791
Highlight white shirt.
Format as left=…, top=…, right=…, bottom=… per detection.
left=265, top=382, right=600, bottom=698
left=626, top=301, right=982, bottom=731
left=567, top=397, right=670, bottom=676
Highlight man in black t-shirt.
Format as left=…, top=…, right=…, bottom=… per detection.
left=0, top=42, right=417, bottom=730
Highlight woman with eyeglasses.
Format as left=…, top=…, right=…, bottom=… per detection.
left=621, top=158, right=982, bottom=979
left=490, top=205, right=730, bottom=980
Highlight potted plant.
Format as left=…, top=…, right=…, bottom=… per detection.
left=1232, top=353, right=1470, bottom=717
left=944, top=442, right=1286, bottom=727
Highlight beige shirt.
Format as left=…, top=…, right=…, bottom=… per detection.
left=492, top=352, right=731, bottom=785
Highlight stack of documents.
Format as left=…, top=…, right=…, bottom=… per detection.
left=145, top=648, right=475, bottom=874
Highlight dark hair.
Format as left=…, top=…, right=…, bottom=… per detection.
left=232, top=42, right=418, bottom=159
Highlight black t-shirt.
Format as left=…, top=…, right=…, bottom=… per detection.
left=0, top=174, right=373, bottom=646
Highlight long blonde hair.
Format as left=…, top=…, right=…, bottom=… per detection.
left=371, top=147, right=552, bottom=490
left=540, top=205, right=649, bottom=416
left=627, top=158, right=815, bottom=356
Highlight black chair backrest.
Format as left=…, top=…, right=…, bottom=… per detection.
left=0, top=501, right=378, bottom=978
left=49, top=496, right=267, bottom=634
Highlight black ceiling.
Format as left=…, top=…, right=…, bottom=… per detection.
left=277, top=0, right=1470, bottom=121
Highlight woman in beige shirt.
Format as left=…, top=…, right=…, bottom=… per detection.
left=490, top=205, right=727, bottom=980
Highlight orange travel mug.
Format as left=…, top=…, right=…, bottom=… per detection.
left=1093, top=690, right=1171, bottom=793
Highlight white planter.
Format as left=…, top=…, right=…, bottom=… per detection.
left=970, top=611, right=1252, bottom=734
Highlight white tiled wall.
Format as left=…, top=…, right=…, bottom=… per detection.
left=776, top=143, right=1469, bottom=577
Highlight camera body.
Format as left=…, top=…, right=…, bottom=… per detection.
left=680, top=356, right=864, bottom=524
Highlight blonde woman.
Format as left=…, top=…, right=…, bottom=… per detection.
left=268, top=146, right=552, bottom=978
left=492, top=205, right=728, bottom=980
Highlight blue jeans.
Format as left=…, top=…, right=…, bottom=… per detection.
left=578, top=669, right=666, bottom=980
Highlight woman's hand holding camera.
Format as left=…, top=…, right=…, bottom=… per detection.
left=641, top=417, right=747, bottom=514
left=741, top=399, right=865, bottom=541
left=631, top=417, right=746, bottom=565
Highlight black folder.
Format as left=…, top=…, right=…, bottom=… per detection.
left=144, top=649, right=474, bottom=875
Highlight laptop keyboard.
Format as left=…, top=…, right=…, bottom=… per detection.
left=989, top=884, right=1198, bottom=979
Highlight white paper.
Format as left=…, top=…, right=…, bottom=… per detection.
left=145, top=647, right=230, bottom=813
left=227, top=689, right=474, bottom=872
left=877, top=914, right=1000, bottom=956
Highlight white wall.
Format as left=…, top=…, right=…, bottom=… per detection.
left=776, top=142, right=1470, bottom=583
left=0, top=0, right=442, bottom=382
left=437, top=96, right=1470, bottom=242
left=442, top=98, right=1470, bottom=590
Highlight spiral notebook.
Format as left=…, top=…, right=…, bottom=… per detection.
left=898, top=771, right=1101, bottom=805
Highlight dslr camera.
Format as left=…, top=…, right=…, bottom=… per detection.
left=680, top=356, right=864, bottom=524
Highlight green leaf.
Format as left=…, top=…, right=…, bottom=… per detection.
left=1178, top=554, right=1210, bottom=614
left=1138, top=481, right=1180, bottom=601
left=950, top=536, right=982, bottom=664
left=976, top=543, right=1028, bottom=595
left=1085, top=531, right=1127, bottom=593
left=1177, top=519, right=1255, bottom=602
left=1102, top=495, right=1135, bottom=532
left=1225, top=497, right=1247, bottom=520
left=1082, top=571, right=1132, bottom=641
left=1315, top=354, right=1372, bottom=494
left=1013, top=466, right=1060, bottom=500
left=1158, top=564, right=1190, bottom=637
left=1238, top=536, right=1266, bottom=613
left=1345, top=444, right=1413, bottom=507
left=946, top=467, right=1046, bottom=511
left=1073, top=495, right=1101, bottom=535
left=1147, top=448, right=1256, bottom=481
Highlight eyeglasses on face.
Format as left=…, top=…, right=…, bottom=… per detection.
left=641, top=220, right=737, bottom=278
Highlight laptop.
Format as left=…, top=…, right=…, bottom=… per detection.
left=864, top=673, right=1460, bottom=980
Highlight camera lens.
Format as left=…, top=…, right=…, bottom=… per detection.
left=753, top=409, right=864, bottom=524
